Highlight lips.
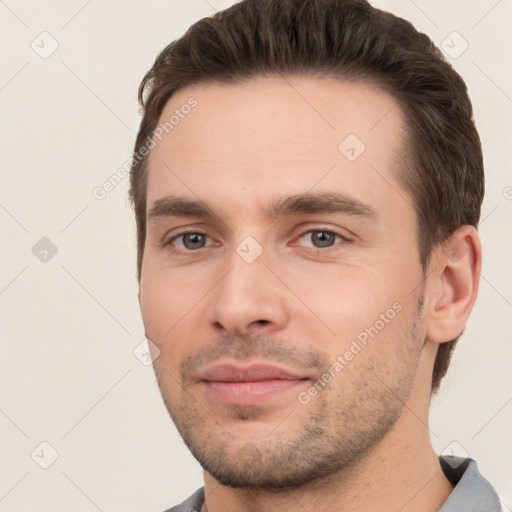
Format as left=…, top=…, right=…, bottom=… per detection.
left=198, top=363, right=309, bottom=406
left=200, top=364, right=305, bottom=383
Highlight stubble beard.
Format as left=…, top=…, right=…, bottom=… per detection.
left=154, top=306, right=423, bottom=490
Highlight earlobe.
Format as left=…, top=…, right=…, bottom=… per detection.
left=426, top=226, right=482, bottom=343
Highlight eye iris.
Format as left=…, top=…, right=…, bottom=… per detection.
left=183, top=233, right=206, bottom=249
left=312, top=231, right=335, bottom=248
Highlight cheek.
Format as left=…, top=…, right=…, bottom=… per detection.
left=294, top=258, right=420, bottom=356
left=298, top=268, right=393, bottom=326
left=139, top=266, right=198, bottom=343
left=140, top=272, right=206, bottom=385
left=326, top=298, right=421, bottom=395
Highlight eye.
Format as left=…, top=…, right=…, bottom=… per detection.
left=170, top=232, right=212, bottom=250
left=297, top=229, right=346, bottom=248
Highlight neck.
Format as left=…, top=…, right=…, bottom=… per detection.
left=202, top=425, right=452, bottom=512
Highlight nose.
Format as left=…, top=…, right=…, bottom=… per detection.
left=206, top=246, right=290, bottom=337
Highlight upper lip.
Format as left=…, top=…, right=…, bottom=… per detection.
left=199, top=363, right=307, bottom=383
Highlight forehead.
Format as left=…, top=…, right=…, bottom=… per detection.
left=146, top=75, right=411, bottom=221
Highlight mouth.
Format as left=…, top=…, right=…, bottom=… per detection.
left=198, top=363, right=309, bottom=406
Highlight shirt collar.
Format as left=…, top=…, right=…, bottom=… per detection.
left=438, top=457, right=501, bottom=511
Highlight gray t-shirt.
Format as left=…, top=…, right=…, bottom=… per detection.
left=163, top=457, right=500, bottom=512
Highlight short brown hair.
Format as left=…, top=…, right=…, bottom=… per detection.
left=129, top=0, right=484, bottom=393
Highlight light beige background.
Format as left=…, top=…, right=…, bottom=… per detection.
left=0, top=1, right=510, bottom=511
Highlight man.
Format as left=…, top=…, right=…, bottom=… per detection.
left=129, top=0, right=501, bottom=510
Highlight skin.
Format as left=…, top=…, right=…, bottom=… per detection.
left=139, top=76, right=481, bottom=512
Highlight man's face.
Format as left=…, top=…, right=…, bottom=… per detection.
left=139, top=76, right=428, bottom=487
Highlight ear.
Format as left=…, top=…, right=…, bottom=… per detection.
left=426, top=225, right=482, bottom=343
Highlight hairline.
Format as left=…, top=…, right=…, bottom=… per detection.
left=137, top=73, right=434, bottom=276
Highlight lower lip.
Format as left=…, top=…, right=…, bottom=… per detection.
left=202, top=379, right=306, bottom=406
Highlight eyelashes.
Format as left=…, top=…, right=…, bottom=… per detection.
left=165, top=228, right=350, bottom=252
left=294, top=229, right=348, bottom=249
left=169, top=231, right=216, bottom=250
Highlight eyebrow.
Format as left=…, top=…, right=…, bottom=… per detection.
left=147, top=192, right=378, bottom=222
left=267, top=192, right=378, bottom=219
left=148, top=196, right=215, bottom=221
